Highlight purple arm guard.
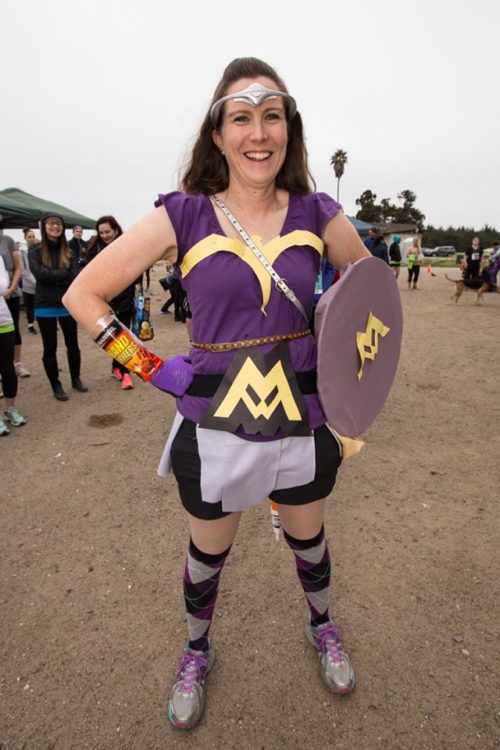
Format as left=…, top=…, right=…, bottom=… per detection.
left=150, top=355, right=194, bottom=397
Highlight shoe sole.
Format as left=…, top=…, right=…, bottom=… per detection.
left=167, top=699, right=206, bottom=730
left=4, top=415, right=27, bottom=427
left=305, top=624, right=356, bottom=695
left=167, top=647, right=215, bottom=730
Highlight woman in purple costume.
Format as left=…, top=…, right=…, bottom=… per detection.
left=63, top=57, right=369, bottom=730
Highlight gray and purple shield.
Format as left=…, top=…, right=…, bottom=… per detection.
left=314, top=256, right=403, bottom=437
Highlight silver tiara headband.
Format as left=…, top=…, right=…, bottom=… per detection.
left=210, top=82, right=297, bottom=127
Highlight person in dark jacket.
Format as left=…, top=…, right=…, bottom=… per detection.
left=389, top=234, right=402, bottom=279
left=363, top=226, right=377, bottom=252
left=28, top=213, right=88, bottom=400
left=366, top=227, right=389, bottom=264
left=68, top=225, right=88, bottom=267
left=85, top=215, right=137, bottom=390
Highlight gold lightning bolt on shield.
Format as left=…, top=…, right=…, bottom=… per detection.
left=356, top=312, right=390, bottom=382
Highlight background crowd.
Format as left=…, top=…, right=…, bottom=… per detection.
left=0, top=219, right=498, bottom=439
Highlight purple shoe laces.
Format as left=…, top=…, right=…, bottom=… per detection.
left=176, top=648, right=210, bottom=694
left=312, top=622, right=345, bottom=663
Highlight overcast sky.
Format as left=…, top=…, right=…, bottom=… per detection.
left=3, top=0, right=499, bottom=239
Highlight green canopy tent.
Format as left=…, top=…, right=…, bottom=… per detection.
left=0, top=187, right=96, bottom=229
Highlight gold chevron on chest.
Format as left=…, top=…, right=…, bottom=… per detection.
left=179, top=230, right=323, bottom=313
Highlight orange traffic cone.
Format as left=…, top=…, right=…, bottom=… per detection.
left=427, top=264, right=432, bottom=274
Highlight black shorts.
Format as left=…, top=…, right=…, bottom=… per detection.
left=170, top=419, right=342, bottom=520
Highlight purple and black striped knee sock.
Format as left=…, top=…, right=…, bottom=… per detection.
left=183, top=537, right=231, bottom=653
left=283, top=526, right=331, bottom=627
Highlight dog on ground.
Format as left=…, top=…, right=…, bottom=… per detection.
left=446, top=266, right=500, bottom=304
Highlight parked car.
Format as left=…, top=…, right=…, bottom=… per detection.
left=433, top=246, right=456, bottom=257
left=422, top=248, right=435, bottom=257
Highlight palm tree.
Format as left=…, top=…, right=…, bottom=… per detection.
left=330, top=149, right=348, bottom=202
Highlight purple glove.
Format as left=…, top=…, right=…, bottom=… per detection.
left=150, top=355, right=194, bottom=397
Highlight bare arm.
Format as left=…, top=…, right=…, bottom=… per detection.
left=4, top=249, right=22, bottom=299
left=323, top=212, right=371, bottom=268
left=0, top=258, right=9, bottom=295
left=63, top=207, right=177, bottom=335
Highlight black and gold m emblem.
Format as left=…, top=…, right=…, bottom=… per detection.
left=200, top=342, right=310, bottom=437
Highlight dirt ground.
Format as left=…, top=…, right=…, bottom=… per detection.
left=1, top=264, right=499, bottom=750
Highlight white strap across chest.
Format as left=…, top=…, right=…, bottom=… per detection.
left=210, top=195, right=309, bottom=323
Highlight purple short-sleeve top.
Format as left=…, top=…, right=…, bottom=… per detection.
left=154, top=191, right=342, bottom=435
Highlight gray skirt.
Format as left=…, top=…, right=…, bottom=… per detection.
left=157, top=412, right=342, bottom=519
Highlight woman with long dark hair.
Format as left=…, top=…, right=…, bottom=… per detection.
left=86, top=216, right=136, bottom=390
left=64, top=57, right=370, bottom=729
left=28, top=213, right=87, bottom=400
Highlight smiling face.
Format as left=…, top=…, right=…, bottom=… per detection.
left=212, top=76, right=289, bottom=192
left=98, top=222, right=119, bottom=245
left=44, top=217, right=64, bottom=240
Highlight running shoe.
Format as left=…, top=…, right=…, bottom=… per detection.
left=111, top=367, right=123, bottom=381
left=0, top=418, right=10, bottom=436
left=14, top=362, right=30, bottom=378
left=167, top=644, right=215, bottom=729
left=4, top=407, right=27, bottom=427
left=121, top=373, right=134, bottom=390
left=306, top=619, right=355, bottom=694
left=27, top=324, right=37, bottom=334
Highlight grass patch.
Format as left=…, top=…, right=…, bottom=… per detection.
left=427, top=257, right=460, bottom=268
left=403, top=257, right=460, bottom=268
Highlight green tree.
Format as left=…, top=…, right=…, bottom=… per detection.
left=380, top=198, right=397, bottom=223
left=355, top=189, right=380, bottom=223
left=393, top=189, right=426, bottom=231
left=355, top=187, right=426, bottom=231
left=422, top=224, right=499, bottom=252
left=330, top=149, right=348, bottom=202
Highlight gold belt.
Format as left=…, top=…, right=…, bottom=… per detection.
left=190, top=329, right=311, bottom=352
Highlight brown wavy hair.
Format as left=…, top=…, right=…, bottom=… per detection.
left=96, top=215, right=123, bottom=241
left=85, top=216, right=124, bottom=262
left=181, top=57, right=315, bottom=196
